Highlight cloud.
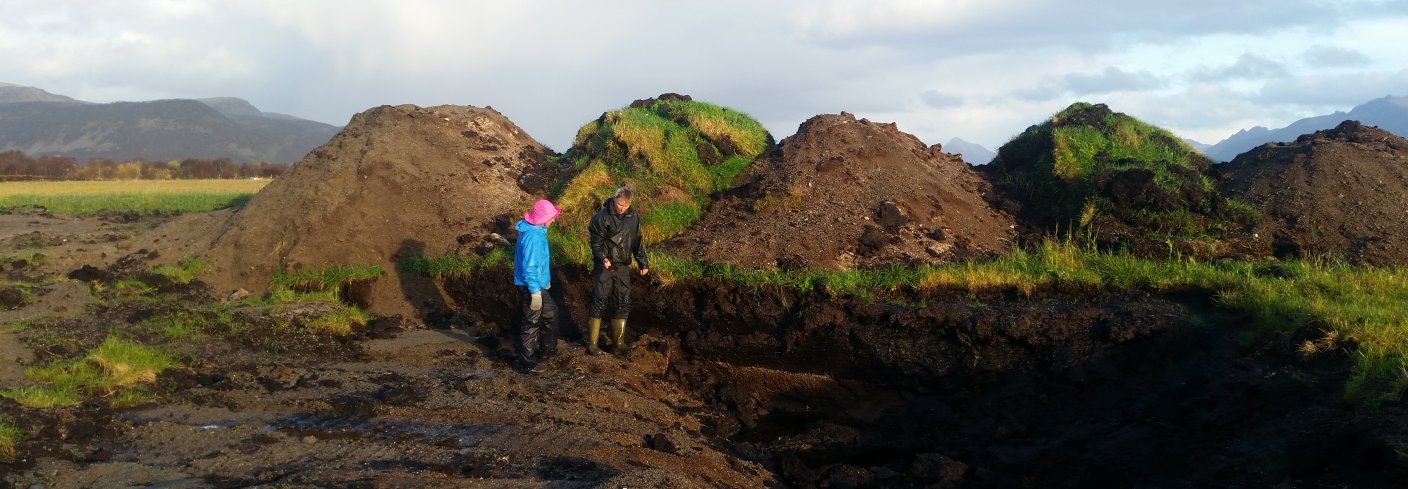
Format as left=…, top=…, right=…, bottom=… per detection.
left=1301, top=45, right=1372, bottom=68
left=1190, top=53, right=1289, bottom=82
left=789, top=0, right=1344, bottom=58
left=1256, top=69, right=1408, bottom=105
left=919, top=90, right=963, bottom=108
left=1015, top=67, right=1163, bottom=101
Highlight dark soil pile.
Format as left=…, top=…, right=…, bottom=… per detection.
left=669, top=112, right=1014, bottom=270
left=984, top=103, right=1255, bottom=255
left=204, top=104, right=555, bottom=316
left=1217, top=120, right=1408, bottom=265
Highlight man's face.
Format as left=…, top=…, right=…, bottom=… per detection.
left=614, top=198, right=631, bottom=215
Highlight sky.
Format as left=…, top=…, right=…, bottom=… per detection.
left=3, top=0, right=1407, bottom=150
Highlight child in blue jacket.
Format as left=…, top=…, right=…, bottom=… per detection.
left=512, top=199, right=560, bottom=373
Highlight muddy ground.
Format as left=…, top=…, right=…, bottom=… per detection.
left=4, top=210, right=1408, bottom=488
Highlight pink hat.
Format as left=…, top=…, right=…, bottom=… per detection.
left=524, top=199, right=561, bottom=226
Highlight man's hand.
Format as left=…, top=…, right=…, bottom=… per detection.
left=639, top=268, right=649, bottom=276
left=530, top=291, right=542, bottom=311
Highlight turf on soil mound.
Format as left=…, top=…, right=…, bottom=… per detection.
left=204, top=104, right=554, bottom=316
left=670, top=112, right=1015, bottom=270
left=1217, top=120, right=1408, bottom=265
left=984, top=102, right=1255, bottom=255
left=550, top=94, right=771, bottom=263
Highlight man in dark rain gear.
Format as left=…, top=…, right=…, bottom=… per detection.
left=584, top=186, right=649, bottom=355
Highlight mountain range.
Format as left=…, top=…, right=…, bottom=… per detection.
left=0, top=82, right=339, bottom=163
left=944, top=137, right=995, bottom=165
left=1204, top=95, right=1408, bottom=162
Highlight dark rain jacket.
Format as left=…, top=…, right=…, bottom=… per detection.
left=588, top=197, right=649, bottom=270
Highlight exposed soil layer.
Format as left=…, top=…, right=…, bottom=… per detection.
left=441, top=270, right=1408, bottom=488
left=203, top=104, right=556, bottom=316
left=670, top=113, right=1015, bottom=270
left=1217, top=120, right=1408, bottom=265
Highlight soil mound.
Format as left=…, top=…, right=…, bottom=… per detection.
left=670, top=113, right=1014, bottom=270
left=552, top=94, right=772, bottom=259
left=204, top=104, right=553, bottom=316
left=984, top=103, right=1255, bottom=255
left=1217, top=120, right=1408, bottom=264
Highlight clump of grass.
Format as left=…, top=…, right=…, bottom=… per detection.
left=0, top=415, right=21, bottom=462
left=270, top=263, right=385, bottom=299
left=400, top=248, right=511, bottom=279
left=304, top=306, right=373, bottom=336
left=0, top=179, right=265, bottom=215
left=151, top=255, right=209, bottom=284
left=2, top=336, right=177, bottom=408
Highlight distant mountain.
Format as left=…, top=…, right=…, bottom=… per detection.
left=1206, top=95, right=1408, bottom=162
left=0, top=82, right=84, bottom=104
left=943, top=137, right=995, bottom=165
left=0, top=83, right=339, bottom=163
left=1181, top=137, right=1212, bottom=153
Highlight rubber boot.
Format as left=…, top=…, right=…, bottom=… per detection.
left=585, top=317, right=602, bottom=355
left=610, top=319, right=628, bottom=355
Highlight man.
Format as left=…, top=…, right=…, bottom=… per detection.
left=512, top=199, right=561, bottom=373
left=585, top=186, right=649, bottom=355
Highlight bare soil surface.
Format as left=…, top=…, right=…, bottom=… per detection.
left=203, top=104, right=558, bottom=317
left=669, top=113, right=1015, bottom=270
left=1217, top=120, right=1408, bottom=265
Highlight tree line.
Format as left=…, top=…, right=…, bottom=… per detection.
left=0, top=150, right=287, bottom=181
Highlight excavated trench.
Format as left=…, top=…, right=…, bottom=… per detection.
left=441, top=268, right=1406, bottom=488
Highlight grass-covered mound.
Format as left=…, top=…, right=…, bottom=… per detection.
left=550, top=94, right=772, bottom=264
left=985, top=102, right=1256, bottom=254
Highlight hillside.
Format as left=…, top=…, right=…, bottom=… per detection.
left=983, top=102, right=1255, bottom=254
left=1207, top=95, right=1408, bottom=162
left=0, top=83, right=338, bottom=163
left=1217, top=120, right=1408, bottom=265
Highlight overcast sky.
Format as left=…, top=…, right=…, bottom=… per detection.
left=3, top=0, right=1406, bottom=150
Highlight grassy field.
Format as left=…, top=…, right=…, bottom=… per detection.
left=0, top=179, right=269, bottom=214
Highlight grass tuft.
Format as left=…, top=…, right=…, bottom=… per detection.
left=0, top=415, right=18, bottom=461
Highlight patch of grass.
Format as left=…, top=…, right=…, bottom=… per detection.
left=151, top=255, right=209, bottom=284
left=3, top=336, right=178, bottom=407
left=0, top=415, right=19, bottom=462
left=1, top=385, right=83, bottom=408
left=641, top=202, right=702, bottom=244
left=304, top=305, right=373, bottom=336
left=270, top=263, right=385, bottom=299
left=0, top=179, right=266, bottom=214
left=2, top=250, right=48, bottom=268
left=400, top=247, right=512, bottom=279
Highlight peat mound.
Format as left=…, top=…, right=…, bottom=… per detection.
left=984, top=103, right=1255, bottom=255
left=204, top=104, right=554, bottom=316
left=1217, top=120, right=1408, bottom=265
left=551, top=94, right=771, bottom=256
left=669, top=112, right=1014, bottom=270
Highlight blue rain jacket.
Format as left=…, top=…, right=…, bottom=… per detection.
left=513, top=219, right=551, bottom=293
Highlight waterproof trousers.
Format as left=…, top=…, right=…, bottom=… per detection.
left=588, top=265, right=632, bottom=320
left=517, top=286, right=558, bottom=366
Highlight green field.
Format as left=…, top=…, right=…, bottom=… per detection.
left=0, top=179, right=269, bottom=214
